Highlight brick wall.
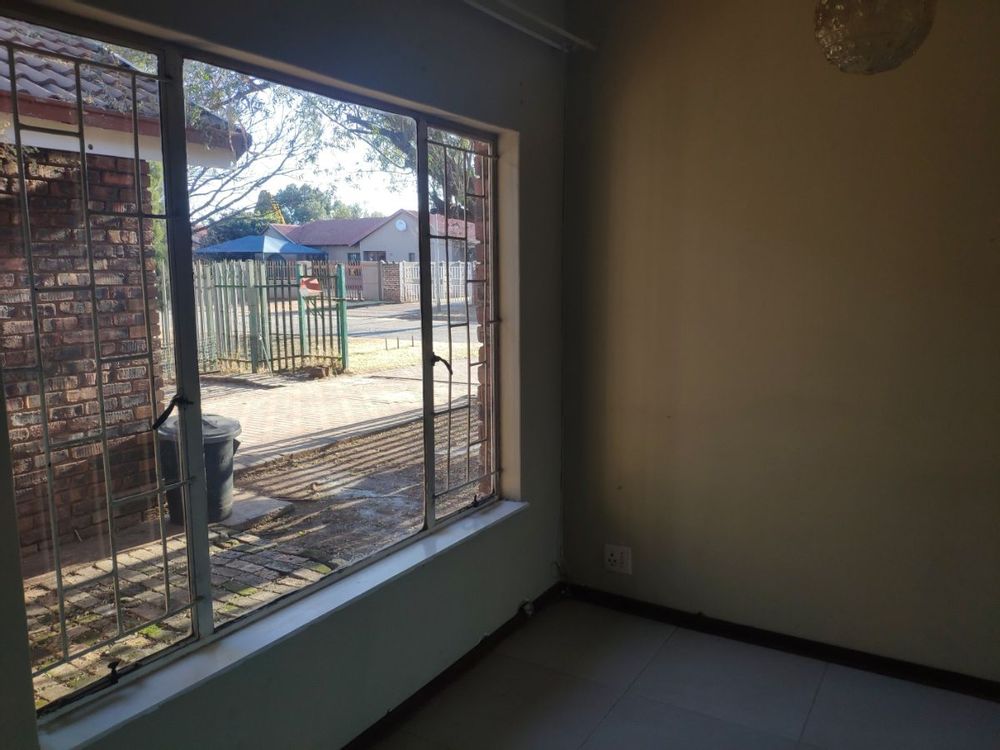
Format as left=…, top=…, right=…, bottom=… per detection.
left=0, top=147, right=165, bottom=555
left=471, top=240, right=494, bottom=497
left=380, top=262, right=402, bottom=303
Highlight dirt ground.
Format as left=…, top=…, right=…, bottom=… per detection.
left=235, top=411, right=489, bottom=568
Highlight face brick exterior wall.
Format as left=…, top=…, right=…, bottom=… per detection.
left=380, top=262, right=402, bottom=303
left=473, top=240, right=493, bottom=497
left=0, top=146, right=165, bottom=557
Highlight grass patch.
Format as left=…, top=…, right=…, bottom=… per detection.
left=344, top=337, right=471, bottom=375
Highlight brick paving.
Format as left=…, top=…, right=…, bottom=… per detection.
left=27, top=525, right=337, bottom=707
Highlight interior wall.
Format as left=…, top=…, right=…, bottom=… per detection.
left=563, top=0, right=1000, bottom=681
left=1, top=1, right=565, bottom=747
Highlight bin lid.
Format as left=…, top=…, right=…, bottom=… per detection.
left=156, top=414, right=242, bottom=444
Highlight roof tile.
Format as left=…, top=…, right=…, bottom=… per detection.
left=0, top=18, right=160, bottom=117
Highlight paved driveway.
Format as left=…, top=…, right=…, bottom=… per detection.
left=201, top=362, right=470, bottom=472
left=348, top=300, right=474, bottom=344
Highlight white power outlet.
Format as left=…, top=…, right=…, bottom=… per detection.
left=604, top=544, right=632, bottom=575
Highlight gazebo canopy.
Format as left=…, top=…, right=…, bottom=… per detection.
left=194, top=234, right=326, bottom=259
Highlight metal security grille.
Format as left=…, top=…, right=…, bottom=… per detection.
left=424, top=126, right=498, bottom=518
left=0, top=31, right=194, bottom=702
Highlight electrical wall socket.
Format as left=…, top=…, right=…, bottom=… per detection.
left=604, top=544, right=632, bottom=575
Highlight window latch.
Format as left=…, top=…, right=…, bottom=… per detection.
left=432, top=353, right=453, bottom=375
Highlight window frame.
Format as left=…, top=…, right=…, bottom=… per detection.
left=1, top=4, right=503, bottom=721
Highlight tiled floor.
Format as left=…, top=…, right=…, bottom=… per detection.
left=365, top=599, right=1000, bottom=750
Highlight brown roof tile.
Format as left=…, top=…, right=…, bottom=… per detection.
left=273, top=216, right=392, bottom=246
left=0, top=17, right=160, bottom=117
left=274, top=210, right=479, bottom=247
left=0, top=17, right=241, bottom=151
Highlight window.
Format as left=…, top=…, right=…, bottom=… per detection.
left=1, top=16, right=498, bottom=713
left=363, top=250, right=387, bottom=261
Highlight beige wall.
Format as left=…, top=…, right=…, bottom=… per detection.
left=360, top=213, right=418, bottom=262
left=563, top=0, right=1000, bottom=681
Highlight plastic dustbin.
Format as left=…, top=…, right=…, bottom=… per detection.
left=157, top=414, right=242, bottom=524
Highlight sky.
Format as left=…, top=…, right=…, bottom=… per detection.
left=274, top=137, right=417, bottom=217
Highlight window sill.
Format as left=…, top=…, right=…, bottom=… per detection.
left=36, top=499, right=527, bottom=750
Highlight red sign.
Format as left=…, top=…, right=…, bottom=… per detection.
left=300, top=277, right=322, bottom=297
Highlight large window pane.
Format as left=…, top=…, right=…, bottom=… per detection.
left=181, top=60, right=424, bottom=627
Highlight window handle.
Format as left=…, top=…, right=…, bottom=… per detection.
left=432, top=353, right=453, bottom=375
left=152, top=393, right=193, bottom=431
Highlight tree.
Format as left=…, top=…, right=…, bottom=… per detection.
left=181, top=61, right=424, bottom=233
left=328, top=199, right=366, bottom=219
left=199, top=181, right=372, bottom=246
left=272, top=184, right=333, bottom=224
left=254, top=190, right=285, bottom=223
left=183, top=62, right=327, bottom=231
left=200, top=211, right=272, bottom=246
left=116, top=52, right=454, bottom=230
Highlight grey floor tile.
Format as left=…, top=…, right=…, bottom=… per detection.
left=629, top=628, right=826, bottom=740
left=582, top=693, right=800, bottom=749
left=402, top=652, right=620, bottom=750
left=801, top=664, right=1000, bottom=750
left=496, top=599, right=673, bottom=690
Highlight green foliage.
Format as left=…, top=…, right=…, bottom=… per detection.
left=202, top=211, right=273, bottom=246
left=147, top=161, right=168, bottom=262
left=273, top=184, right=333, bottom=224
left=255, top=190, right=275, bottom=215
left=267, top=183, right=368, bottom=223
left=255, top=190, right=285, bottom=223
left=328, top=199, right=366, bottom=219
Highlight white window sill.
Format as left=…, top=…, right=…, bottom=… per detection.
left=37, top=499, right=527, bottom=750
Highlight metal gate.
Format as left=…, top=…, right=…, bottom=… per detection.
left=160, top=258, right=348, bottom=374
left=344, top=258, right=363, bottom=300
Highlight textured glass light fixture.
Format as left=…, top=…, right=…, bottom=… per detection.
left=815, top=0, right=936, bottom=74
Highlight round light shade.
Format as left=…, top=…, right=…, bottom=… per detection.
left=815, top=0, right=936, bottom=74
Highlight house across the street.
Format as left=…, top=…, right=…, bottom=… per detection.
left=267, top=208, right=419, bottom=264
left=266, top=208, right=479, bottom=265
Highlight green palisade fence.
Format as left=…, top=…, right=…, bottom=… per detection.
left=159, top=257, right=347, bottom=375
